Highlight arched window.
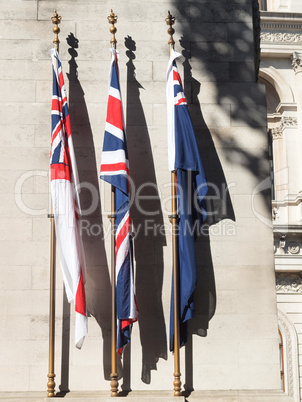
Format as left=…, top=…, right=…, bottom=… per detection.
left=277, top=310, right=300, bottom=401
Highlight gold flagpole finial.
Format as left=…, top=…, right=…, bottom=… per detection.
left=108, top=9, right=118, bottom=49
left=51, top=10, right=61, bottom=50
left=165, top=11, right=175, bottom=48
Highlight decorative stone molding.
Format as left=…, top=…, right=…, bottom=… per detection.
left=261, top=32, right=302, bottom=43
left=260, top=13, right=302, bottom=57
left=276, top=272, right=302, bottom=293
left=292, top=52, right=302, bottom=73
left=272, top=206, right=279, bottom=220
left=278, top=309, right=300, bottom=402
left=288, top=242, right=300, bottom=254
left=281, top=116, right=298, bottom=128
left=279, top=234, right=286, bottom=254
left=271, top=117, right=298, bottom=141
left=261, top=22, right=302, bottom=30
left=271, top=126, right=283, bottom=139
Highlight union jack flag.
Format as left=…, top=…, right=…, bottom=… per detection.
left=50, top=48, right=87, bottom=349
left=100, top=48, right=138, bottom=355
left=166, top=49, right=208, bottom=351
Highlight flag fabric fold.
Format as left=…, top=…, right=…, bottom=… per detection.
left=166, top=49, right=208, bottom=351
left=100, top=48, right=138, bottom=355
left=50, top=48, right=87, bottom=349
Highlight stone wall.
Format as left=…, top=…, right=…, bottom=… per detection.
left=0, top=0, right=281, bottom=395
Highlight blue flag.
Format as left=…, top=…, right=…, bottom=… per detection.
left=166, top=49, right=208, bottom=351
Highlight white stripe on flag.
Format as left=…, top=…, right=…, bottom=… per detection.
left=174, top=92, right=187, bottom=105
left=115, top=210, right=130, bottom=272
left=51, top=110, right=63, bottom=117
left=105, top=122, right=124, bottom=141
left=100, top=170, right=128, bottom=176
left=51, top=127, right=62, bottom=151
left=52, top=94, right=62, bottom=102
left=50, top=49, right=60, bottom=85
left=128, top=241, right=136, bottom=319
left=101, top=149, right=128, bottom=166
left=116, top=232, right=129, bottom=275
left=116, top=210, right=130, bottom=239
left=109, top=86, right=121, bottom=101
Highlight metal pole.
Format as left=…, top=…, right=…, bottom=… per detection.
left=47, top=208, right=56, bottom=397
left=166, top=11, right=181, bottom=397
left=47, top=10, right=61, bottom=397
left=107, top=9, right=118, bottom=397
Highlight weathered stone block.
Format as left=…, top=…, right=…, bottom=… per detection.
left=0, top=1, right=37, bottom=20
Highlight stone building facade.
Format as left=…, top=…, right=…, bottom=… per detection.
left=0, top=0, right=295, bottom=400
left=259, top=1, right=302, bottom=401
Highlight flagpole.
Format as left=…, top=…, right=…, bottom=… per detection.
left=47, top=9, right=61, bottom=398
left=166, top=11, right=182, bottom=397
left=107, top=9, right=118, bottom=397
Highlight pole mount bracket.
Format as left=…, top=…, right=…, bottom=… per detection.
left=169, top=214, right=179, bottom=223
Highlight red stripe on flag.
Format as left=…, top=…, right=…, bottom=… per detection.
left=115, top=216, right=130, bottom=253
left=120, top=318, right=137, bottom=330
left=51, top=122, right=63, bottom=149
left=173, top=69, right=183, bottom=86
left=51, top=163, right=71, bottom=181
left=52, top=98, right=62, bottom=113
left=117, top=318, right=138, bottom=356
left=106, top=95, right=123, bottom=131
left=65, top=114, right=72, bottom=138
left=100, top=162, right=128, bottom=173
left=75, top=271, right=86, bottom=316
left=175, top=98, right=187, bottom=106
left=58, top=71, right=65, bottom=94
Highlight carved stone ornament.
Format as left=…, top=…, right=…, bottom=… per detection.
left=276, top=272, right=302, bottom=293
left=271, top=127, right=283, bottom=140
left=281, top=116, right=298, bottom=128
left=261, top=32, right=302, bottom=43
left=288, top=242, right=300, bottom=254
left=272, top=206, right=279, bottom=220
left=272, top=117, right=298, bottom=140
left=292, top=52, right=302, bottom=74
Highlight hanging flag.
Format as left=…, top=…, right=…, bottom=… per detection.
left=50, top=48, right=87, bottom=349
left=100, top=48, right=138, bottom=355
left=166, top=49, right=208, bottom=351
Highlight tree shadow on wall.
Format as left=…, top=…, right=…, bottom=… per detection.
left=171, top=1, right=269, bottom=190
left=178, top=35, right=237, bottom=395
left=58, top=33, right=112, bottom=392
left=123, top=35, right=168, bottom=388
left=170, top=1, right=269, bottom=394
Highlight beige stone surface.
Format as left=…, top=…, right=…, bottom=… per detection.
left=0, top=390, right=295, bottom=401
left=0, top=0, right=281, bottom=395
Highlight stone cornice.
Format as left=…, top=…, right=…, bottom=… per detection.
left=260, top=11, right=302, bottom=28
left=273, top=223, right=302, bottom=233
left=261, top=21, right=302, bottom=30
left=260, top=11, right=302, bottom=56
